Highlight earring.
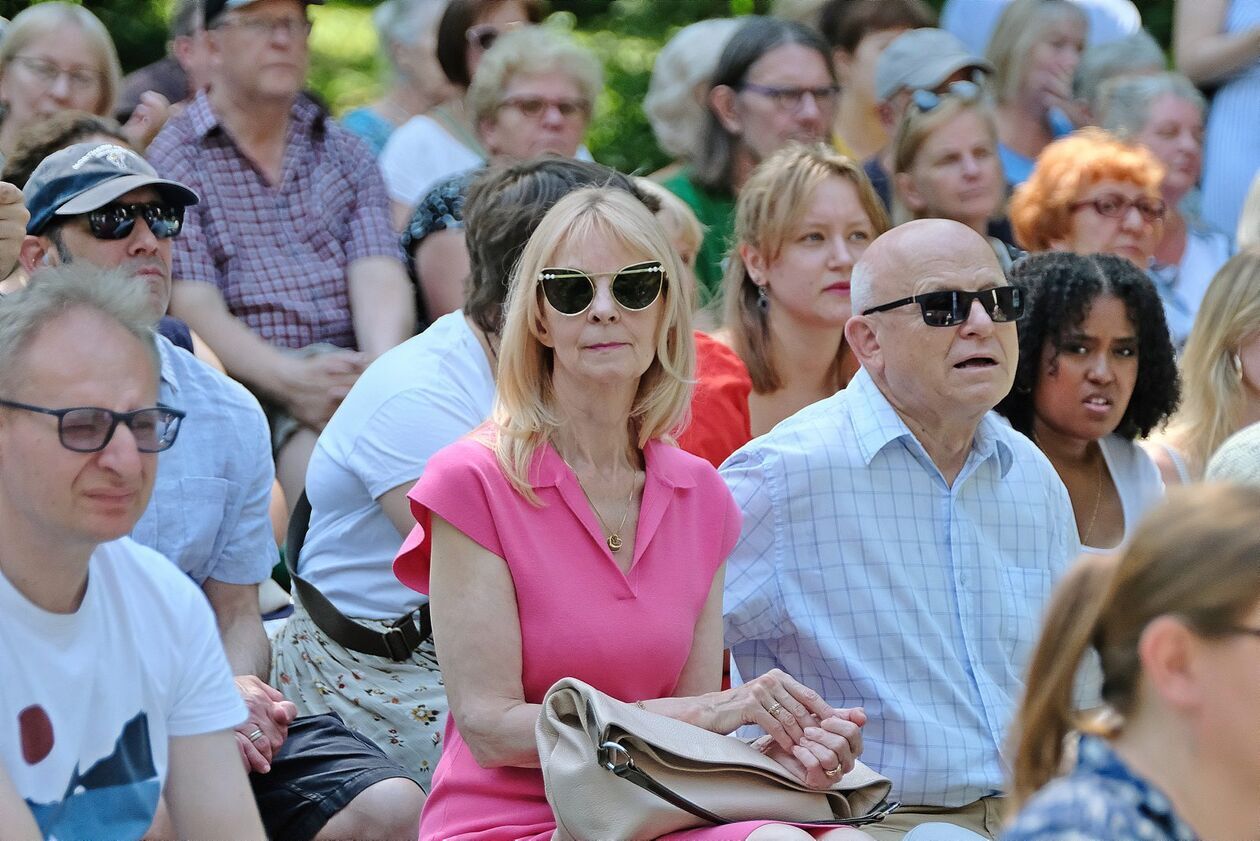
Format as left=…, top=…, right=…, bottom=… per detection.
left=1232, top=351, right=1244, bottom=379
left=756, top=284, right=769, bottom=314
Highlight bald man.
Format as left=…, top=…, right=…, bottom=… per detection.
left=721, top=220, right=1079, bottom=838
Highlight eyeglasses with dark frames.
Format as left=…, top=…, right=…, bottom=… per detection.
left=739, top=83, right=839, bottom=114
left=538, top=261, right=666, bottom=316
left=1069, top=193, right=1167, bottom=224
left=0, top=399, right=186, bottom=453
left=85, top=202, right=185, bottom=241
left=862, top=286, right=1024, bottom=327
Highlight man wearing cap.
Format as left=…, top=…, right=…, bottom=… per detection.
left=147, top=0, right=415, bottom=517
left=863, top=28, right=993, bottom=211
left=17, top=142, right=424, bottom=841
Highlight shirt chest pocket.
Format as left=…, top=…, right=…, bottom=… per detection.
left=999, top=566, right=1053, bottom=664
left=136, top=477, right=233, bottom=583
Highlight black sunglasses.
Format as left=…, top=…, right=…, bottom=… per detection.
left=86, top=202, right=185, bottom=241
left=862, top=286, right=1023, bottom=327
left=0, top=398, right=186, bottom=453
left=539, top=261, right=666, bottom=316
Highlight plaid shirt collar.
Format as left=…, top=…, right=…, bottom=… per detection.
left=184, top=89, right=326, bottom=142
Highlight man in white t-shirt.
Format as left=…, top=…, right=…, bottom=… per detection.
left=0, top=265, right=264, bottom=839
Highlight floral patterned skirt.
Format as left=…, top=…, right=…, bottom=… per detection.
left=271, top=598, right=446, bottom=790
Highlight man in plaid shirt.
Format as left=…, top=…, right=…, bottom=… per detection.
left=147, top=0, right=414, bottom=510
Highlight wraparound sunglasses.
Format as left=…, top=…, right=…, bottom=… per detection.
left=862, top=286, right=1024, bottom=327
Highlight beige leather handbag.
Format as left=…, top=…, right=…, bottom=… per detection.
left=536, top=677, right=898, bottom=841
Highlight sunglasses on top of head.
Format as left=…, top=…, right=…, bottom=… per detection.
left=466, top=20, right=524, bottom=52
left=538, top=261, right=666, bottom=316
left=862, top=286, right=1023, bottom=327
left=910, top=79, right=984, bottom=114
left=84, top=202, right=185, bottom=241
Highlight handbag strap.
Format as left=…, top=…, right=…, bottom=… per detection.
left=597, top=739, right=900, bottom=828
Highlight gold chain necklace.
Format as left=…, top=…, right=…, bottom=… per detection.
left=565, top=461, right=637, bottom=552
left=1080, top=453, right=1104, bottom=547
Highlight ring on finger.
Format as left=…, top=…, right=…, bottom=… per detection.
left=824, top=766, right=842, bottom=778
left=767, top=702, right=785, bottom=717
left=247, top=728, right=266, bottom=743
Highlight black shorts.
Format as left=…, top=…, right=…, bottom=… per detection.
left=250, top=712, right=419, bottom=841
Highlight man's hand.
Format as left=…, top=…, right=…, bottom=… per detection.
left=121, top=90, right=172, bottom=151
left=0, top=183, right=30, bottom=281
left=233, top=675, right=297, bottom=774
left=279, top=348, right=367, bottom=430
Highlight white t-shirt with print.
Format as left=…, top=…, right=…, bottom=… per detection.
left=0, top=538, right=246, bottom=840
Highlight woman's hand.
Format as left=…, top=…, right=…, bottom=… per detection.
left=700, top=668, right=837, bottom=751
left=752, top=708, right=867, bottom=790
left=122, top=90, right=171, bottom=151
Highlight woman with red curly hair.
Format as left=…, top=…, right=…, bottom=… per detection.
left=1009, top=128, right=1166, bottom=269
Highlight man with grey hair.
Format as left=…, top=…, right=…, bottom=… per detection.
left=0, top=265, right=266, bottom=840
left=17, top=142, right=423, bottom=841
left=722, top=219, right=1078, bottom=837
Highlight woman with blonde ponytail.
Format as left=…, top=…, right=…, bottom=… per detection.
left=1004, top=483, right=1260, bottom=841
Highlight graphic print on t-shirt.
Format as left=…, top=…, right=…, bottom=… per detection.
left=22, top=709, right=161, bottom=840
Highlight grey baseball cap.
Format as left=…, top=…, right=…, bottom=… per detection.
left=24, top=143, right=199, bottom=235
left=203, top=0, right=325, bottom=27
left=875, top=28, right=993, bottom=103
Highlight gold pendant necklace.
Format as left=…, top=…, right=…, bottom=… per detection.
left=1080, top=452, right=1104, bottom=547
left=566, top=461, right=637, bottom=552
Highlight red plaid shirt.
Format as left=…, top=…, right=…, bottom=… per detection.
left=148, top=91, right=402, bottom=350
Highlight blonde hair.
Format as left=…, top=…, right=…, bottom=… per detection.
left=635, top=178, right=704, bottom=261
left=492, top=187, right=695, bottom=502
left=466, top=26, right=603, bottom=127
left=1008, top=483, right=1260, bottom=812
left=1009, top=128, right=1164, bottom=252
left=1156, top=250, right=1260, bottom=475
left=891, top=95, right=1001, bottom=226
left=985, top=0, right=1087, bottom=106
left=722, top=142, right=890, bottom=393
left=0, top=3, right=122, bottom=118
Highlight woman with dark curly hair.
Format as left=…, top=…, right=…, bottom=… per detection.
left=996, top=252, right=1179, bottom=551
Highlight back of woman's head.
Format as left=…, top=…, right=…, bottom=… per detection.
left=1009, top=128, right=1164, bottom=252
left=1164, top=249, right=1260, bottom=467
left=645, top=18, right=743, bottom=162
left=723, top=142, right=888, bottom=393
left=693, top=16, right=833, bottom=190
left=462, top=157, right=654, bottom=337
left=986, top=0, right=1087, bottom=105
left=891, top=94, right=1000, bottom=224
left=493, top=186, right=694, bottom=498
left=996, top=251, right=1179, bottom=439
left=1010, top=482, right=1260, bottom=810
left=0, top=3, right=122, bottom=118
left=0, top=111, right=127, bottom=188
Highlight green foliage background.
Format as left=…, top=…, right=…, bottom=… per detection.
left=4, top=0, right=1177, bottom=174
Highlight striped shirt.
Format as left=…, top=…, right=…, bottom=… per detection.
left=721, top=367, right=1079, bottom=807
left=148, top=91, right=402, bottom=350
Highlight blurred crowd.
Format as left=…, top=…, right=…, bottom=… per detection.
left=0, top=0, right=1258, bottom=840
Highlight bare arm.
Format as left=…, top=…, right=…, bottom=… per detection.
left=0, top=763, right=40, bottom=841
left=202, top=579, right=270, bottom=679
left=1174, top=0, right=1260, bottom=85
left=164, top=731, right=266, bottom=840
left=347, top=255, right=415, bottom=359
left=379, top=483, right=417, bottom=538
left=413, top=230, right=471, bottom=321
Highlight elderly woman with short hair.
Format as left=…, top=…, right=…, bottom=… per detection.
left=395, top=186, right=875, bottom=841
left=1097, top=72, right=1235, bottom=347
left=1009, top=128, right=1166, bottom=270
left=404, top=25, right=601, bottom=322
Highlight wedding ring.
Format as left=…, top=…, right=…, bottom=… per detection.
left=767, top=702, right=784, bottom=717
left=247, top=728, right=265, bottom=743
left=824, top=766, right=842, bottom=778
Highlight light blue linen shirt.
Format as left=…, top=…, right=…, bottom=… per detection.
left=721, top=368, right=1079, bottom=808
left=131, top=336, right=276, bottom=585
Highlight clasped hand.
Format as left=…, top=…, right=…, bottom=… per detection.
left=707, top=669, right=865, bottom=791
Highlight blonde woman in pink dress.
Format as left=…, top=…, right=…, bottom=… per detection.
left=393, top=186, right=878, bottom=841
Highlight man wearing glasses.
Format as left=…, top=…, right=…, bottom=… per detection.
left=17, top=143, right=422, bottom=841
left=722, top=219, right=1078, bottom=838
left=0, top=266, right=266, bottom=839
left=147, top=0, right=414, bottom=520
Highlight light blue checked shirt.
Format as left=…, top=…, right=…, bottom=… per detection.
left=721, top=368, right=1079, bottom=808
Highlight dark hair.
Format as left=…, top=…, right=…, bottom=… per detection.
left=1, top=111, right=128, bottom=188
left=996, top=251, right=1180, bottom=439
left=434, top=0, right=545, bottom=89
left=693, top=16, right=833, bottom=191
left=818, top=0, right=936, bottom=53
left=462, top=157, right=657, bottom=336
